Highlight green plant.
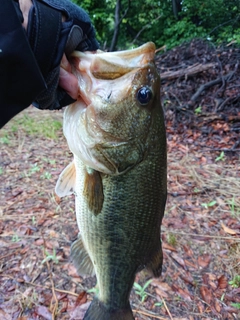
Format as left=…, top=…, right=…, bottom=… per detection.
left=201, top=200, right=217, bottom=209
left=229, top=275, right=240, bottom=288
left=43, top=158, right=56, bottom=165
left=215, top=151, right=225, bottom=162
left=42, top=248, right=59, bottom=264
left=87, top=286, right=99, bottom=295
left=41, top=172, right=52, bottom=179
left=227, top=197, right=239, bottom=216
left=13, top=115, right=62, bottom=139
left=134, top=279, right=152, bottom=302
left=29, top=163, right=41, bottom=175
left=0, top=136, right=10, bottom=145
left=231, top=302, right=240, bottom=309
left=32, top=216, right=36, bottom=225
left=194, top=106, right=202, bottom=114
left=154, top=301, right=163, bottom=307
left=167, top=233, right=177, bottom=247
left=12, top=234, right=20, bottom=242
left=0, top=167, right=3, bottom=175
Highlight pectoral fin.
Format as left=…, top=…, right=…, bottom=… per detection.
left=55, top=161, right=76, bottom=197
left=83, top=168, right=104, bottom=215
left=71, top=234, right=95, bottom=277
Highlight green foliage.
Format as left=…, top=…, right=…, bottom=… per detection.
left=231, top=302, right=240, bottom=309
left=134, top=279, right=152, bottom=302
left=12, top=115, right=62, bottom=139
left=167, top=233, right=177, bottom=247
left=229, top=275, right=240, bottom=288
left=42, top=248, right=59, bottom=264
left=0, top=135, right=10, bottom=145
left=201, top=200, right=217, bottom=209
left=228, top=197, right=240, bottom=216
left=215, top=151, right=225, bottom=162
left=71, top=0, right=240, bottom=50
left=194, top=106, right=202, bottom=115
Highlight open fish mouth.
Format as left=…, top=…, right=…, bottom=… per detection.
left=70, top=42, right=156, bottom=108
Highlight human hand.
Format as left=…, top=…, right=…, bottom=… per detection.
left=59, top=54, right=79, bottom=100
left=18, top=0, right=99, bottom=109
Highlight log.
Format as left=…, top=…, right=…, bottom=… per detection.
left=160, top=63, right=215, bottom=80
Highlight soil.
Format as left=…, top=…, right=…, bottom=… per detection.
left=0, top=39, right=240, bottom=320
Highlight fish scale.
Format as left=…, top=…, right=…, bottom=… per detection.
left=56, top=42, right=167, bottom=320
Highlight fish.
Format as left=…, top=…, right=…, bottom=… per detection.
left=55, top=42, right=167, bottom=320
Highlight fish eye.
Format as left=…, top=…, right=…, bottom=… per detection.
left=137, top=87, right=152, bottom=105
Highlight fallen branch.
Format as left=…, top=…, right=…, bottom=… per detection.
left=160, top=63, right=215, bottom=80
left=190, top=68, right=237, bottom=104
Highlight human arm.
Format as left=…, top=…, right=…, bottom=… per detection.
left=0, top=0, right=99, bottom=128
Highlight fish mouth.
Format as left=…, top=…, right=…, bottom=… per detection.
left=70, top=42, right=156, bottom=108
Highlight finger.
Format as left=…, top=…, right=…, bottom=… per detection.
left=59, top=67, right=79, bottom=100
left=60, top=54, right=72, bottom=73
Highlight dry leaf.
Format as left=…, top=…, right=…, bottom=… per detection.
left=75, top=291, right=87, bottom=308
left=221, top=222, right=237, bottom=235
left=200, top=286, right=212, bottom=304
left=155, top=287, right=169, bottom=298
left=171, top=252, right=187, bottom=269
left=198, top=253, right=211, bottom=268
left=217, top=275, right=228, bottom=289
left=162, top=242, right=177, bottom=252
left=35, top=306, right=52, bottom=320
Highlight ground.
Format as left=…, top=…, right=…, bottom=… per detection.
left=0, top=39, right=240, bottom=320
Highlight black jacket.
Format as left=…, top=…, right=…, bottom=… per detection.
left=0, top=0, right=98, bottom=128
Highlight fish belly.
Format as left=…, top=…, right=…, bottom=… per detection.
left=74, top=153, right=166, bottom=310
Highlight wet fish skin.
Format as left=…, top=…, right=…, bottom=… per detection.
left=56, top=42, right=167, bottom=320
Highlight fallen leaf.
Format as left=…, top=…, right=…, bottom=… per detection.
left=198, top=253, right=211, bottom=268
left=35, top=306, right=52, bottom=320
left=162, top=242, right=177, bottom=252
left=75, top=291, right=87, bottom=307
left=151, top=280, right=172, bottom=292
left=217, top=275, right=228, bottom=289
left=200, top=286, right=212, bottom=304
left=221, top=222, right=238, bottom=235
left=171, top=252, right=187, bottom=269
left=172, top=285, right=192, bottom=301
left=155, top=287, right=169, bottom=298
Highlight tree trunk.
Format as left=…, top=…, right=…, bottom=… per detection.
left=172, top=0, right=182, bottom=20
left=109, top=0, right=121, bottom=52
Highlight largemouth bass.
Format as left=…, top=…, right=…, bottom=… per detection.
left=55, top=42, right=167, bottom=320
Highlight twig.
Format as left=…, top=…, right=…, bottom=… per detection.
left=189, top=69, right=237, bottom=104
left=159, top=294, right=173, bottom=320
left=0, top=273, right=79, bottom=297
left=161, top=63, right=215, bottom=81
left=132, top=15, right=162, bottom=44
left=162, top=230, right=240, bottom=241
left=133, top=308, right=168, bottom=319
left=0, top=249, right=21, bottom=260
left=41, top=234, right=59, bottom=320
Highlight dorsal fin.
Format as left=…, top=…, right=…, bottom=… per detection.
left=83, top=168, right=104, bottom=215
left=55, top=161, right=76, bottom=197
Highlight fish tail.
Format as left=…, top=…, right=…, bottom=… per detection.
left=83, top=298, right=134, bottom=320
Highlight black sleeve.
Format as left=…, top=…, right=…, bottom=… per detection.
left=0, top=0, right=99, bottom=129
left=0, top=0, right=46, bottom=128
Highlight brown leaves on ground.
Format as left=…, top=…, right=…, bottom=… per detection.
left=0, top=40, right=240, bottom=319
